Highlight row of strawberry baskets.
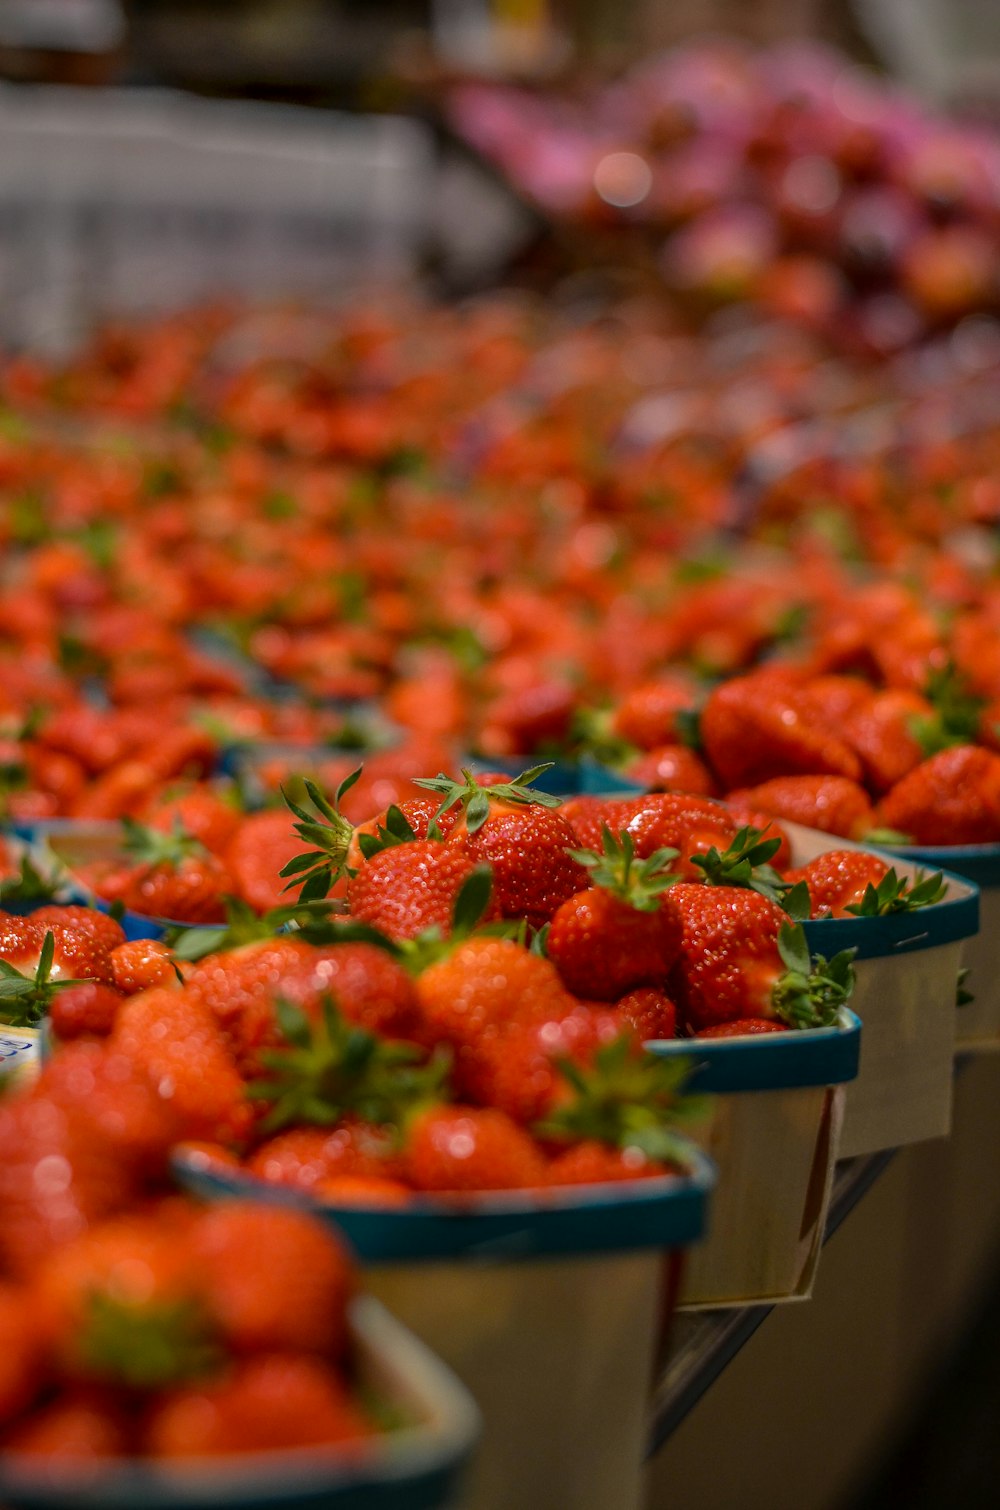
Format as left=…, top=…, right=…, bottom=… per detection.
left=0, top=765, right=984, bottom=1510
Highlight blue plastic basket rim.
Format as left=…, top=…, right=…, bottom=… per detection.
left=879, top=840, right=1000, bottom=888
left=173, top=1142, right=716, bottom=1264
left=645, top=1007, right=861, bottom=1093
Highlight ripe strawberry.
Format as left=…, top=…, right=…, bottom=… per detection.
left=669, top=891, right=855, bottom=1033
left=724, top=775, right=875, bottom=839
left=560, top=796, right=640, bottom=852
left=701, top=675, right=862, bottom=790
left=315, top=1174, right=410, bottom=1206
left=87, top=820, right=232, bottom=924
left=110, top=938, right=179, bottom=994
left=0, top=1284, right=45, bottom=1425
left=415, top=936, right=575, bottom=1049
left=247, top=1122, right=403, bottom=1190
left=190, top=1203, right=355, bottom=1358
left=616, top=987, right=677, bottom=1041
left=0, top=911, right=115, bottom=994
left=783, top=850, right=890, bottom=917
left=347, top=840, right=497, bottom=941
left=623, top=744, right=717, bottom=796
left=226, top=808, right=307, bottom=914
left=697, top=1019, right=787, bottom=1038
left=610, top=675, right=700, bottom=750
left=876, top=745, right=1000, bottom=845
left=547, top=1142, right=669, bottom=1185
left=841, top=689, right=931, bottom=794
left=404, top=1105, right=547, bottom=1192
left=110, top=988, right=250, bottom=1143
left=147, top=1354, right=372, bottom=1457
left=31, top=905, right=126, bottom=956
left=144, top=786, right=243, bottom=856
left=416, top=768, right=585, bottom=928
left=3, top=1394, right=130, bottom=1458
left=546, top=829, right=683, bottom=1000
left=455, top=1006, right=623, bottom=1124
left=48, top=980, right=124, bottom=1040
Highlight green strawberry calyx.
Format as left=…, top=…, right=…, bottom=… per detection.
left=355, top=802, right=444, bottom=861
left=0, top=853, right=63, bottom=908
left=280, top=770, right=360, bottom=901
left=568, top=706, right=638, bottom=770
left=79, top=1292, right=223, bottom=1391
left=534, top=1034, right=710, bottom=1165
left=246, top=992, right=451, bottom=1136
left=414, top=765, right=561, bottom=835
left=121, top=816, right=211, bottom=870
left=770, top=922, right=856, bottom=1030
left=167, top=894, right=339, bottom=963
left=844, top=868, right=947, bottom=917
left=566, top=826, right=679, bottom=912
left=0, top=929, right=93, bottom=1027
left=691, top=825, right=806, bottom=915
left=909, top=662, right=986, bottom=759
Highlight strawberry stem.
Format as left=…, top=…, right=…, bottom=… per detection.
left=771, top=922, right=856, bottom=1030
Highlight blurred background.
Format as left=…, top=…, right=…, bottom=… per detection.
left=1, top=5, right=1000, bottom=1508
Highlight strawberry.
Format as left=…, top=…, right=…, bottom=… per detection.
left=876, top=745, right=1000, bottom=845
left=31, top=905, right=126, bottom=956
left=546, top=829, right=683, bottom=1000
left=415, top=767, right=586, bottom=928
left=3, top=1394, right=130, bottom=1458
left=144, top=785, right=243, bottom=856
left=415, top=936, right=576, bottom=1049
left=316, top=1174, right=411, bottom=1206
left=721, top=805, right=793, bottom=868
left=687, top=825, right=801, bottom=909
left=841, top=689, right=931, bottom=794
left=147, top=1354, right=372, bottom=1457
left=669, top=893, right=855, bottom=1033
left=48, top=980, right=124, bottom=1040
left=623, top=744, right=717, bottom=796
left=226, top=808, right=308, bottom=914
left=616, top=987, right=677, bottom=1040
left=454, top=1006, right=623, bottom=1124
left=189, top=1203, right=356, bottom=1359
left=0, top=910, right=115, bottom=989
left=247, top=1122, right=403, bottom=1190
left=110, top=938, right=180, bottom=994
left=696, top=1019, right=787, bottom=1038
left=724, top=775, right=875, bottom=839
left=0, top=1284, right=45, bottom=1426
left=347, top=839, right=497, bottom=941
left=0, top=924, right=101, bottom=1028
left=547, top=1142, right=670, bottom=1185
left=610, top=675, right=700, bottom=750
left=783, top=850, right=890, bottom=917
left=110, top=988, right=250, bottom=1143
left=86, top=819, right=232, bottom=924
left=701, top=675, right=862, bottom=789
left=404, top=1105, right=547, bottom=1193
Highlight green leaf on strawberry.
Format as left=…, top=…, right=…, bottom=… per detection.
left=414, top=765, right=561, bottom=834
left=691, top=825, right=799, bottom=910
left=0, top=929, right=93, bottom=1027
left=844, top=867, right=947, bottom=916
left=566, top=826, right=679, bottom=911
left=280, top=771, right=359, bottom=900
left=771, top=922, right=856, bottom=1030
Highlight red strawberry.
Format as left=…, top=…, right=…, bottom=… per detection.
left=876, top=745, right=1000, bottom=845
left=190, top=1203, right=355, bottom=1358
left=404, top=1105, right=547, bottom=1193
left=145, top=786, right=243, bottom=856
left=3, top=1394, right=130, bottom=1458
left=247, top=1122, right=403, bottom=1190
left=616, top=987, right=677, bottom=1041
left=724, top=775, right=875, bottom=839
left=316, top=1174, right=410, bottom=1206
left=784, top=850, right=891, bottom=917
left=623, top=744, right=717, bottom=796
left=415, top=937, right=575, bottom=1049
left=610, top=675, right=700, bottom=750
left=701, top=675, right=862, bottom=789
left=346, top=840, right=497, bottom=941
left=110, top=938, right=179, bottom=994
left=546, top=829, right=683, bottom=1000
left=31, top=905, right=126, bottom=956
left=86, top=820, right=232, bottom=924
left=146, top=1355, right=372, bottom=1457
left=454, top=1006, right=623, bottom=1124
left=0, top=912, right=115, bottom=996
left=417, top=768, right=585, bottom=928
left=48, top=981, right=124, bottom=1040
left=547, top=1142, right=669, bottom=1185
left=841, top=689, right=931, bottom=794
left=0, top=1285, right=45, bottom=1426
left=226, top=809, right=307, bottom=914
left=110, top=987, right=250, bottom=1143
left=669, top=891, right=855, bottom=1033
left=696, top=1019, right=787, bottom=1038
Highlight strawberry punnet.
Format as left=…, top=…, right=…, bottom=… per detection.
left=546, top=827, right=683, bottom=1000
